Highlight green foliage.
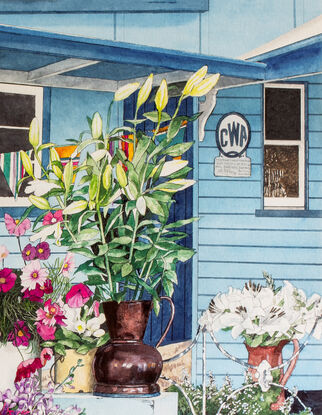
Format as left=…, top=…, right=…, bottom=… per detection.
left=168, top=374, right=313, bottom=415
left=22, top=69, right=220, bottom=306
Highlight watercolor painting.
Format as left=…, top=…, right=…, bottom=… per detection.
left=0, top=2, right=321, bottom=414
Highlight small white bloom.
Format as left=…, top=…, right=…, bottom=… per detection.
left=84, top=314, right=105, bottom=337
left=25, top=179, right=60, bottom=197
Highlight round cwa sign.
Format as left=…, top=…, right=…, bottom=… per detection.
left=216, top=112, right=251, bottom=158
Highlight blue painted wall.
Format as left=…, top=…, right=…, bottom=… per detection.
left=0, top=0, right=321, bottom=57
left=194, top=73, right=322, bottom=390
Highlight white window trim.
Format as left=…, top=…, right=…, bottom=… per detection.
left=264, top=83, right=305, bottom=210
left=0, top=83, right=43, bottom=207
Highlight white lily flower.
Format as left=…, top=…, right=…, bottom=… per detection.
left=25, top=179, right=60, bottom=197
left=84, top=314, right=105, bottom=337
left=30, top=222, right=62, bottom=243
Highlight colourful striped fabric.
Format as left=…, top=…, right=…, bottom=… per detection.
left=0, top=150, right=33, bottom=197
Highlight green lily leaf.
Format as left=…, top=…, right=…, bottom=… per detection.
left=162, top=141, right=194, bottom=157
left=144, top=195, right=164, bottom=217
left=143, top=111, right=171, bottom=123
left=165, top=217, right=199, bottom=229
left=122, top=263, right=133, bottom=277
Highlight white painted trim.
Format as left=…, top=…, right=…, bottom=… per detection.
left=0, top=83, right=43, bottom=207
left=264, top=83, right=305, bottom=209
left=27, top=58, right=100, bottom=81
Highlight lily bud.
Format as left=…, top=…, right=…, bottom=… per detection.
left=102, top=165, right=112, bottom=191
left=29, top=118, right=39, bottom=147
left=116, top=164, right=127, bottom=188
left=155, top=79, right=168, bottom=112
left=114, top=82, right=140, bottom=101
left=137, top=74, right=153, bottom=110
left=20, top=151, right=34, bottom=177
left=182, top=66, right=208, bottom=96
left=190, top=73, right=220, bottom=97
left=50, top=147, right=62, bottom=179
left=91, top=112, right=103, bottom=139
left=63, top=200, right=88, bottom=215
left=28, top=195, right=51, bottom=210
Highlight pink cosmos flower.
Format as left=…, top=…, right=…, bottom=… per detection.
left=4, top=214, right=31, bottom=237
left=43, top=210, right=63, bottom=226
left=20, top=260, right=49, bottom=292
left=65, top=283, right=93, bottom=308
left=0, top=245, right=9, bottom=260
left=35, top=242, right=51, bottom=260
left=15, top=347, right=53, bottom=383
left=61, top=252, right=75, bottom=277
left=8, top=321, right=31, bottom=347
left=36, top=298, right=66, bottom=326
left=36, top=322, right=56, bottom=340
left=0, top=268, right=17, bottom=293
left=22, top=243, right=37, bottom=261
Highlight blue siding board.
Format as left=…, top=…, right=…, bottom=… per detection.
left=199, top=228, right=322, bottom=248
left=212, top=97, right=262, bottom=115
left=199, top=213, right=322, bottom=229
left=308, top=83, right=322, bottom=99
left=217, top=85, right=262, bottom=98
left=198, top=245, right=322, bottom=264
left=308, top=114, right=322, bottom=131
left=308, top=148, right=322, bottom=163
left=308, top=199, right=322, bottom=210
left=199, top=197, right=261, bottom=214
left=198, top=262, right=322, bottom=281
left=309, top=181, right=322, bottom=197
left=199, top=180, right=262, bottom=197
left=199, top=147, right=261, bottom=163
left=309, top=132, right=322, bottom=147
left=308, top=98, right=322, bottom=115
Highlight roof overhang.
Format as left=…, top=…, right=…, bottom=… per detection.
left=0, top=24, right=266, bottom=92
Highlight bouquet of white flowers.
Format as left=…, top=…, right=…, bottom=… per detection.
left=199, top=273, right=322, bottom=347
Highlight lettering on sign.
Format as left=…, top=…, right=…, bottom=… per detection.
left=215, top=112, right=251, bottom=177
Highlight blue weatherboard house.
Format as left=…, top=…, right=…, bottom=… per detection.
left=0, top=2, right=321, bottom=413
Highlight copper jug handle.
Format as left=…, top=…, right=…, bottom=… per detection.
left=155, top=296, right=175, bottom=348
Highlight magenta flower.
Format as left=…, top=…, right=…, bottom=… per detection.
left=4, top=214, right=31, bottom=237
left=65, top=283, right=93, bottom=308
left=35, top=241, right=51, bottom=260
left=23, top=279, right=53, bottom=303
left=22, top=243, right=37, bottom=261
left=20, top=260, right=49, bottom=291
left=36, top=298, right=66, bottom=326
left=0, top=268, right=17, bottom=292
left=93, top=300, right=100, bottom=317
left=36, top=321, right=56, bottom=340
left=8, top=321, right=31, bottom=347
left=61, top=252, right=75, bottom=277
left=43, top=210, right=63, bottom=226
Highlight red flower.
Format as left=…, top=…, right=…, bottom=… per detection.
left=0, top=268, right=16, bottom=293
left=15, top=348, right=53, bottom=383
left=22, top=244, right=37, bottom=261
left=65, top=283, right=93, bottom=308
left=43, top=210, right=63, bottom=226
left=8, top=321, right=31, bottom=347
left=4, top=214, right=31, bottom=237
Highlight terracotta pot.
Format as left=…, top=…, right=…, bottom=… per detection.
left=93, top=297, right=175, bottom=397
left=246, top=339, right=299, bottom=411
left=55, top=348, right=97, bottom=393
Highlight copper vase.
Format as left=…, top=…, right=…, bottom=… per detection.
left=246, top=339, right=299, bottom=411
left=93, top=297, right=174, bottom=397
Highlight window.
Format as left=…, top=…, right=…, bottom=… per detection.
left=0, top=84, right=43, bottom=207
left=263, top=83, right=305, bottom=209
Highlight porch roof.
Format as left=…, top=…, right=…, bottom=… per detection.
left=0, top=24, right=320, bottom=92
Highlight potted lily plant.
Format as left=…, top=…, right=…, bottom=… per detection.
left=199, top=273, right=322, bottom=411
left=19, top=66, right=220, bottom=396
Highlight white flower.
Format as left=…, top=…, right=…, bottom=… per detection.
left=84, top=314, right=105, bottom=338
left=63, top=305, right=82, bottom=332
left=73, top=320, right=86, bottom=334
left=25, top=179, right=60, bottom=196
left=30, top=222, right=62, bottom=245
